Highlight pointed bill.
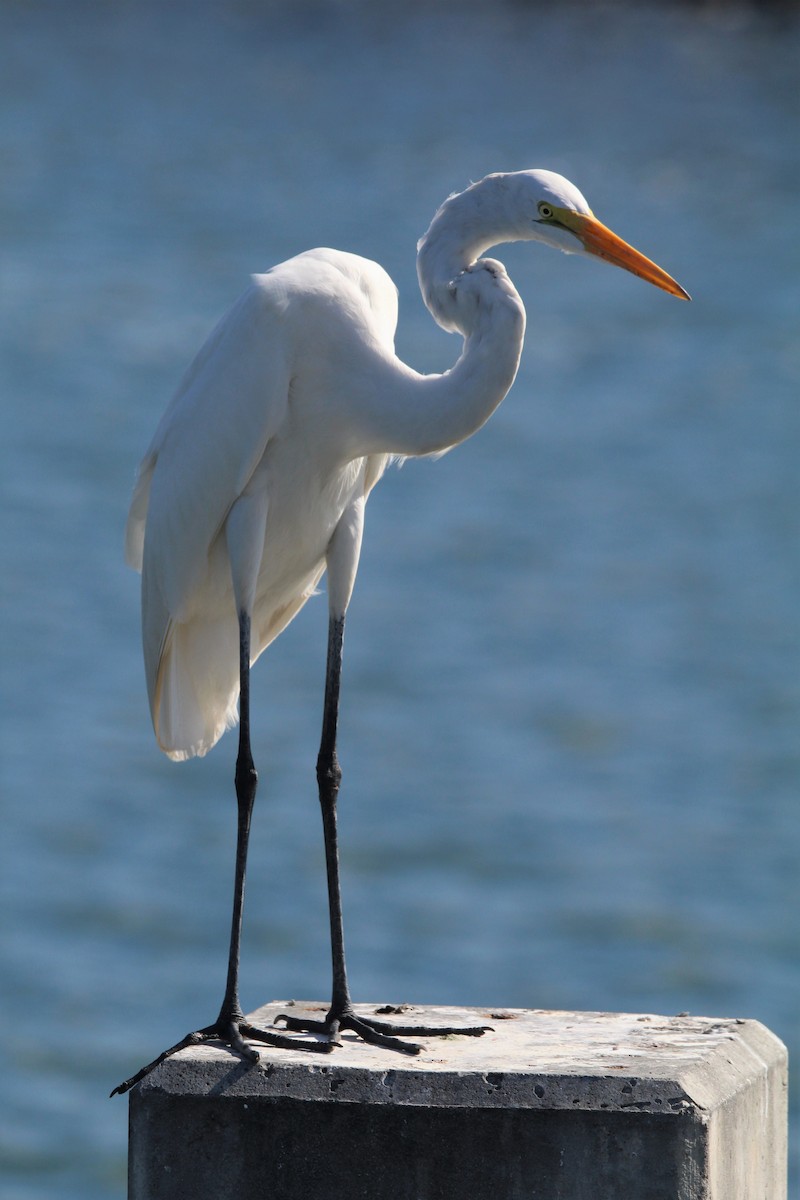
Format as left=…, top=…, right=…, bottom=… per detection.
left=563, top=211, right=690, bottom=300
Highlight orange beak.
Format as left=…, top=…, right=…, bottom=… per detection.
left=565, top=211, right=690, bottom=301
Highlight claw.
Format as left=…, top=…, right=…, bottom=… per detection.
left=110, top=1015, right=327, bottom=1097
left=273, top=1006, right=487, bottom=1055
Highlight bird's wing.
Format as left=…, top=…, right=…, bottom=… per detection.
left=126, top=281, right=290, bottom=620
left=125, top=281, right=292, bottom=746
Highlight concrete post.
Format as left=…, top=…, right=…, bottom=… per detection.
left=128, top=1001, right=787, bottom=1199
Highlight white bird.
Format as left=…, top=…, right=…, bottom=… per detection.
left=113, top=169, right=688, bottom=1095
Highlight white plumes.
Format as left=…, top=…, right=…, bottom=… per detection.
left=126, top=172, right=605, bottom=760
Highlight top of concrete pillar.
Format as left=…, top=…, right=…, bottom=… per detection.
left=134, top=1000, right=785, bottom=1116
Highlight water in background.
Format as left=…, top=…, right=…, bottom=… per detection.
left=2, top=2, right=798, bottom=1195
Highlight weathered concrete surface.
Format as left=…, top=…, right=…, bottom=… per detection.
left=128, top=1002, right=787, bottom=1199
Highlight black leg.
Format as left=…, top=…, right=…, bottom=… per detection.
left=274, top=613, right=492, bottom=1054
left=211, top=609, right=266, bottom=1058
left=111, top=611, right=328, bottom=1098
left=317, top=614, right=350, bottom=1024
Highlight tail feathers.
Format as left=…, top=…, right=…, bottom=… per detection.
left=153, top=615, right=241, bottom=761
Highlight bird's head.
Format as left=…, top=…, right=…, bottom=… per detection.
left=510, top=169, right=690, bottom=300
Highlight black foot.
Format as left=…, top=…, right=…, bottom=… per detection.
left=110, top=1015, right=331, bottom=1097
left=274, top=1005, right=493, bottom=1055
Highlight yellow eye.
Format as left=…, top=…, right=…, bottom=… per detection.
left=537, top=202, right=555, bottom=220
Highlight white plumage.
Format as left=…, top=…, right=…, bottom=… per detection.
left=125, top=250, right=398, bottom=758
left=114, top=170, right=688, bottom=1093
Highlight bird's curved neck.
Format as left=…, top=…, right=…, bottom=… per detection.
left=347, top=175, right=528, bottom=460
left=416, top=174, right=517, bottom=334
left=391, top=176, right=527, bottom=455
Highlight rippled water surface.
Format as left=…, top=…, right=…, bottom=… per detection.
left=2, top=2, right=798, bottom=1195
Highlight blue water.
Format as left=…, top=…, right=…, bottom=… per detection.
left=2, top=2, right=798, bottom=1195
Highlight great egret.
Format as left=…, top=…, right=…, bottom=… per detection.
left=112, top=169, right=688, bottom=1095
